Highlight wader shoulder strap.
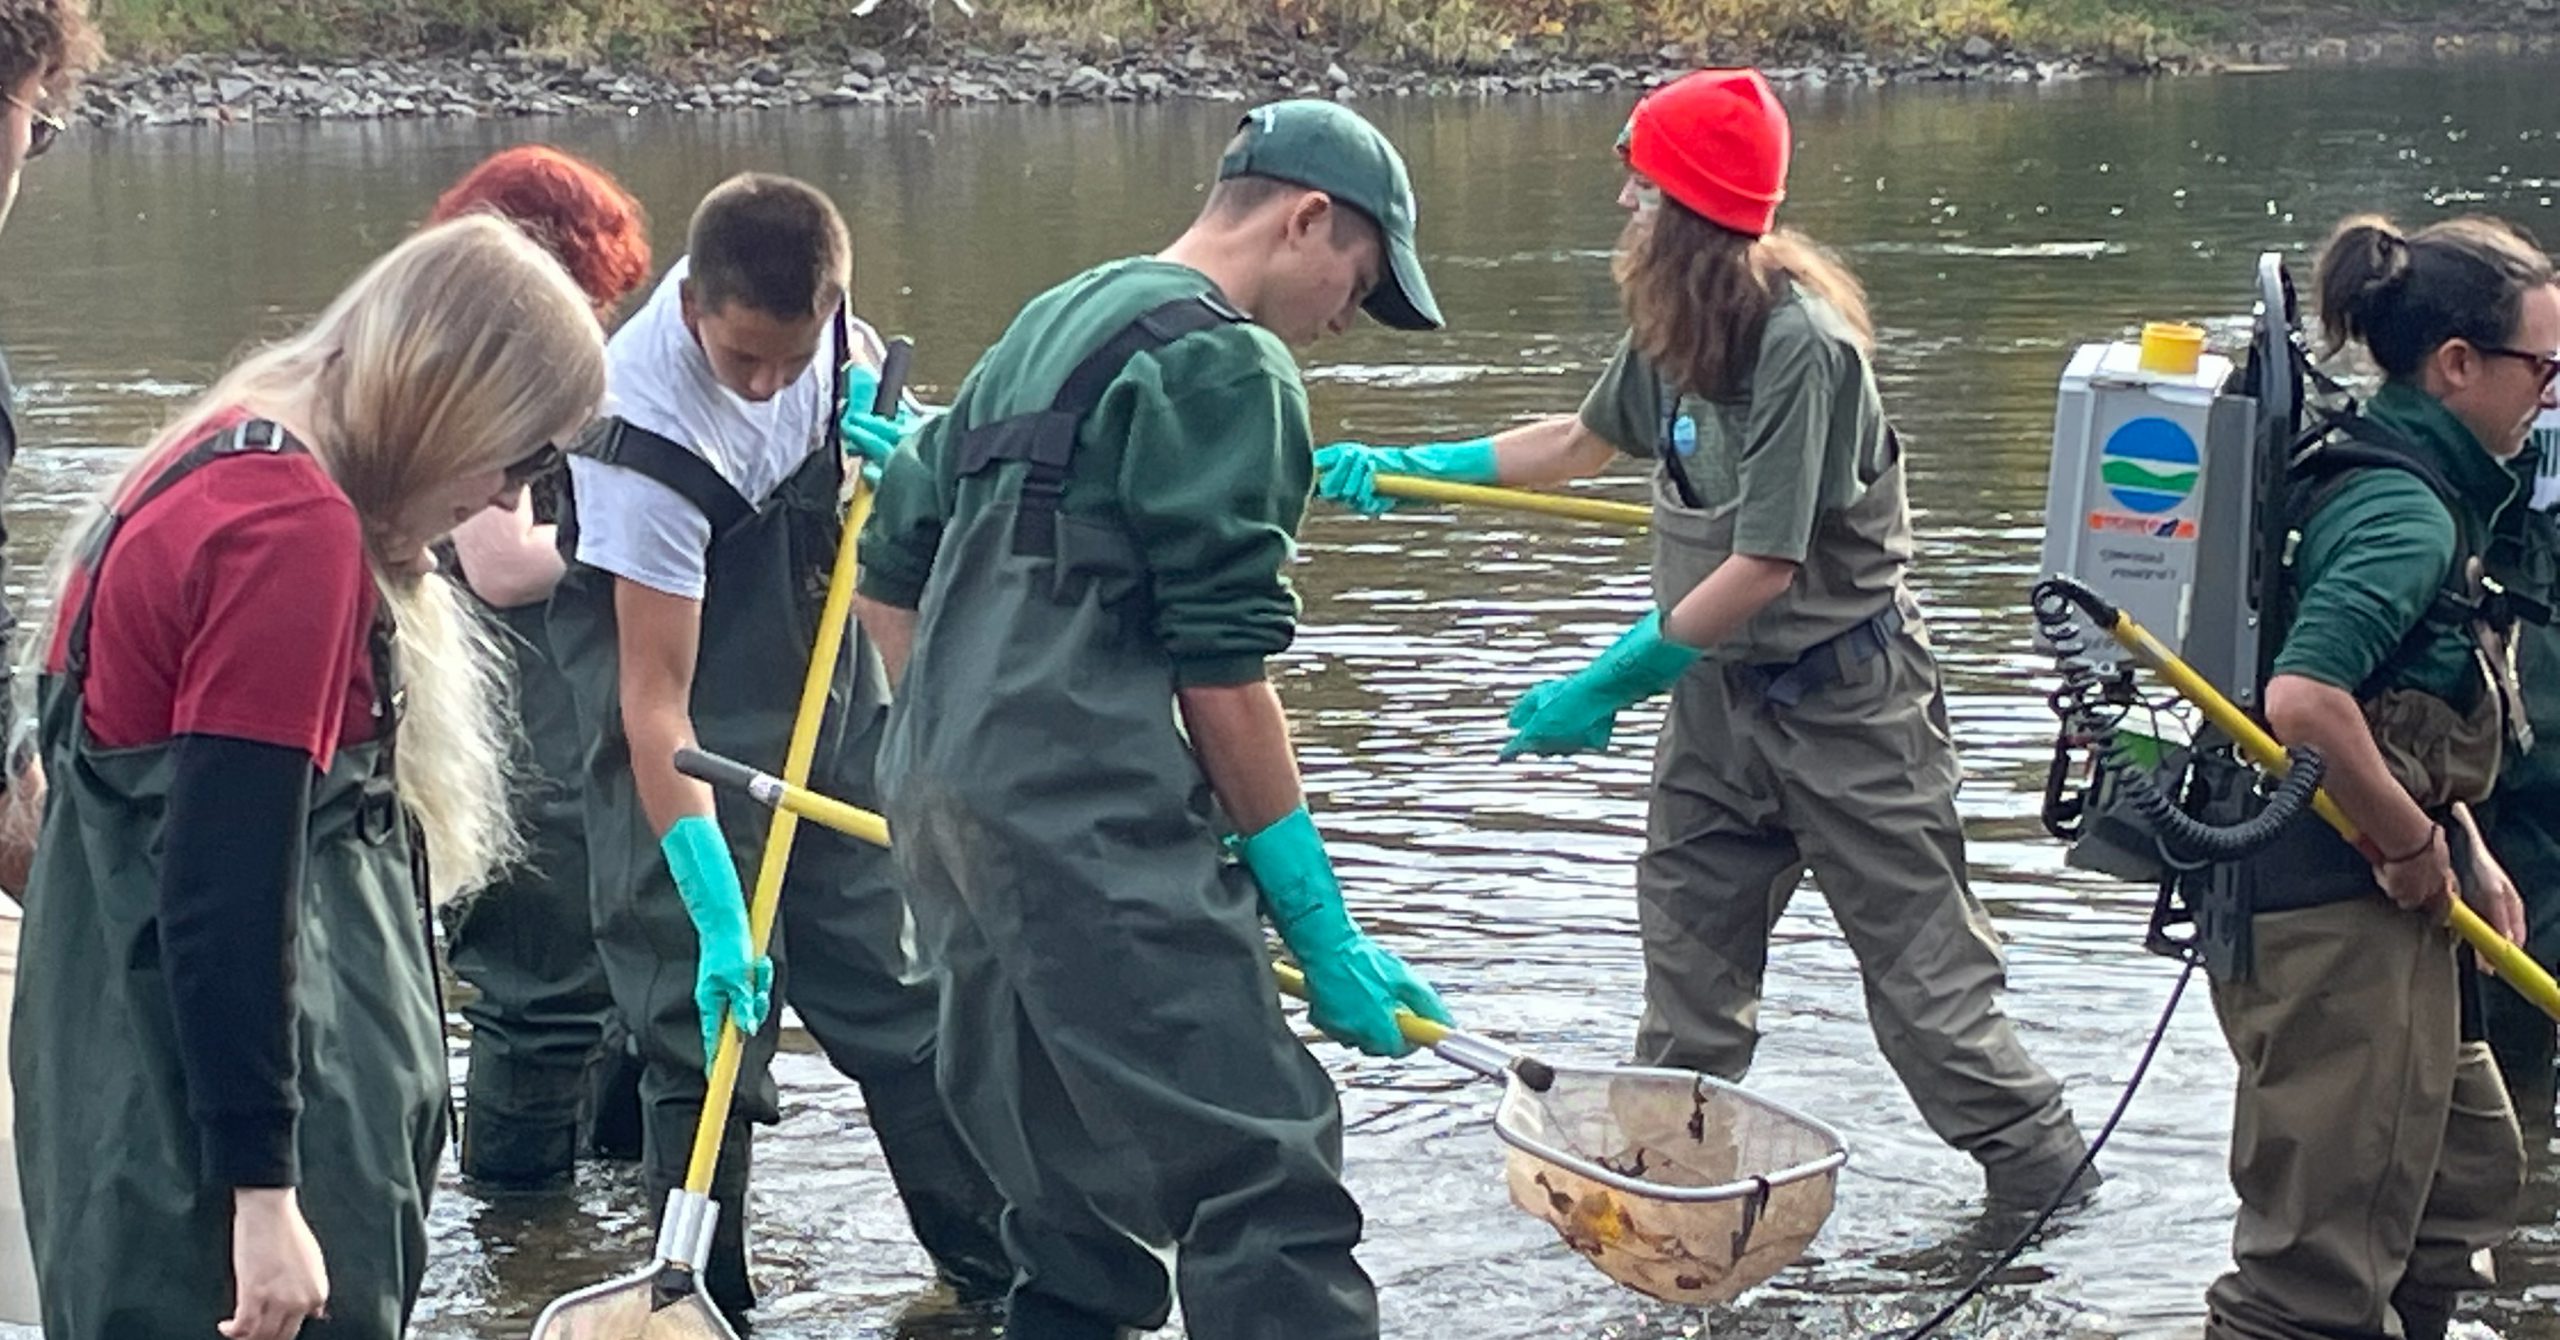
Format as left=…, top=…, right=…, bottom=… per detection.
left=67, top=418, right=305, bottom=682
left=952, top=293, right=1250, bottom=555
left=576, top=417, right=755, bottom=542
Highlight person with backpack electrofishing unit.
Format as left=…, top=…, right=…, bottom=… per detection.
left=2195, top=215, right=2553, bottom=1340
left=1310, top=67, right=2097, bottom=1212
left=11, top=215, right=606, bottom=1340
left=853, top=99, right=1451, bottom=1339
left=429, top=144, right=655, bottom=1188
left=546, top=171, right=1010, bottom=1326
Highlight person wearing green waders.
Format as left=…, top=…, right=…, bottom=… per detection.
left=429, top=144, right=655, bottom=1188
left=547, top=172, right=1010, bottom=1326
left=9, top=216, right=605, bottom=1340
left=2480, top=416, right=2560, bottom=1129
left=1312, top=68, right=2097, bottom=1212
left=851, top=100, right=1452, bottom=1338
left=0, top=0, right=101, bottom=1320
left=2197, top=214, right=2549, bottom=1339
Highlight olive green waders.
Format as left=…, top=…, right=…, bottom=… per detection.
left=447, top=595, right=626, bottom=1185
left=10, top=426, right=446, bottom=1338
left=1632, top=445, right=2088, bottom=1194
left=878, top=295, right=1379, bottom=1339
left=552, top=419, right=1009, bottom=1319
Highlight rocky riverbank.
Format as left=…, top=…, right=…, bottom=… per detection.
left=67, top=20, right=2560, bottom=129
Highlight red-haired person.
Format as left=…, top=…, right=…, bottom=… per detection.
left=426, top=144, right=652, bottom=1188
left=1311, top=70, right=2099, bottom=1211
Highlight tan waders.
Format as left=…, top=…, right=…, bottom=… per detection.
left=2204, top=897, right=2521, bottom=1340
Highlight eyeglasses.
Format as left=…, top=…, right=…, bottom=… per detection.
left=7, top=95, right=63, bottom=161
left=2478, top=343, right=2560, bottom=390
left=503, top=440, right=562, bottom=488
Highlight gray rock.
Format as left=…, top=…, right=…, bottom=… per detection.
left=1962, top=35, right=1997, bottom=60
left=216, top=75, right=255, bottom=103
left=1324, top=60, right=1350, bottom=85
left=847, top=47, right=889, bottom=77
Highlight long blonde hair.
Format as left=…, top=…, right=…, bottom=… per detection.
left=45, top=215, right=606, bottom=902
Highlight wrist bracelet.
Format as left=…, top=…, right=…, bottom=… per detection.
left=2378, top=823, right=2439, bottom=866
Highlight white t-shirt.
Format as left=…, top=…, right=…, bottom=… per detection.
left=569, top=257, right=883, bottom=600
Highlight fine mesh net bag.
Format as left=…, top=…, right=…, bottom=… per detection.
left=531, top=1276, right=735, bottom=1340
left=1496, top=1063, right=1848, bottom=1305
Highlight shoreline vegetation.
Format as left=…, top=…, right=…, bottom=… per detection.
left=70, top=0, right=2556, bottom=126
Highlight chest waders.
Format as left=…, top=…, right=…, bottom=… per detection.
left=1628, top=380, right=2092, bottom=1204
left=2166, top=418, right=2523, bottom=986
left=878, top=293, right=1379, bottom=1340
left=446, top=480, right=629, bottom=1183
left=9, top=421, right=447, bottom=1340
left=549, top=352, right=1009, bottom=1318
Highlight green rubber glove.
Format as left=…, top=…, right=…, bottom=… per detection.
left=838, top=365, right=925, bottom=487
left=1232, top=807, right=1452, bottom=1057
left=661, top=814, right=774, bottom=1073
left=1313, top=438, right=1499, bottom=517
left=1499, top=610, right=1700, bottom=760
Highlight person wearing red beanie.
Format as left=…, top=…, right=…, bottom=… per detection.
left=1312, top=67, right=2099, bottom=1213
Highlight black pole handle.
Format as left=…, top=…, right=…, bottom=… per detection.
left=872, top=338, right=914, bottom=418
left=673, top=746, right=763, bottom=799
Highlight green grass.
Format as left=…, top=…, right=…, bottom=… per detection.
left=89, top=0, right=2498, bottom=68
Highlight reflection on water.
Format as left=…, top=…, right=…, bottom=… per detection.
left=4, top=60, right=2559, bottom=1338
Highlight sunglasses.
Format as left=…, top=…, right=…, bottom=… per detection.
left=7, top=95, right=62, bottom=160
left=2478, top=344, right=2560, bottom=390
left=503, top=440, right=562, bottom=488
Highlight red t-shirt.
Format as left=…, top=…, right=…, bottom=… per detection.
left=46, top=414, right=380, bottom=767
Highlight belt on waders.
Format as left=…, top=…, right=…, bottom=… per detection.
left=1730, top=601, right=1908, bottom=709
left=953, top=292, right=1250, bottom=554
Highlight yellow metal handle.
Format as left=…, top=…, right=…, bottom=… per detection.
left=2104, top=610, right=2560, bottom=1022
left=682, top=480, right=875, bottom=1195
left=1269, top=960, right=1455, bottom=1050
left=1373, top=473, right=1651, bottom=530
left=692, top=760, right=1468, bottom=1055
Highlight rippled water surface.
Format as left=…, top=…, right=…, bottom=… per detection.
left=6, top=61, right=2560, bottom=1339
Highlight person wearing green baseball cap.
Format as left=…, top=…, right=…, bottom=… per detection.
left=849, top=98, right=1447, bottom=1338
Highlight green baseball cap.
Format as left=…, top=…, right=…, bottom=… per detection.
left=1218, top=99, right=1443, bottom=332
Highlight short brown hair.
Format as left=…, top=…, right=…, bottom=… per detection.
left=0, top=0, right=100, bottom=99
left=686, top=172, right=850, bottom=320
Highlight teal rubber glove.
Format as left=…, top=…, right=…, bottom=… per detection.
left=1500, top=610, right=1700, bottom=760
left=661, top=815, right=773, bottom=1073
left=1313, top=438, right=1499, bottom=517
left=838, top=365, right=923, bottom=487
left=1232, top=807, right=1452, bottom=1057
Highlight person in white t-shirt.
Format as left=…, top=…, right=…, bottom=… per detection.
left=546, top=173, right=1010, bottom=1325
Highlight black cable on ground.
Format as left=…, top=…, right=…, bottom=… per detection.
left=1884, top=959, right=2197, bottom=1339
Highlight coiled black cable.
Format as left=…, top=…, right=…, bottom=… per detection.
left=2030, top=578, right=2326, bottom=865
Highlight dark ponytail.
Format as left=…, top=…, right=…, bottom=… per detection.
left=2315, top=213, right=2554, bottom=379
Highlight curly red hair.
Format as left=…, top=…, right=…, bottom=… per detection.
left=430, top=145, right=651, bottom=317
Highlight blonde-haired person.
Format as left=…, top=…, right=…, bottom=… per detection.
left=8, top=213, right=605, bottom=1340
left=1311, top=69, right=2097, bottom=1211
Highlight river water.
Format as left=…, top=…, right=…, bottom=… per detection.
left=5, top=59, right=2559, bottom=1339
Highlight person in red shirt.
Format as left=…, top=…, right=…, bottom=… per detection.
left=9, top=214, right=607, bottom=1340
left=426, top=144, right=655, bottom=1187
